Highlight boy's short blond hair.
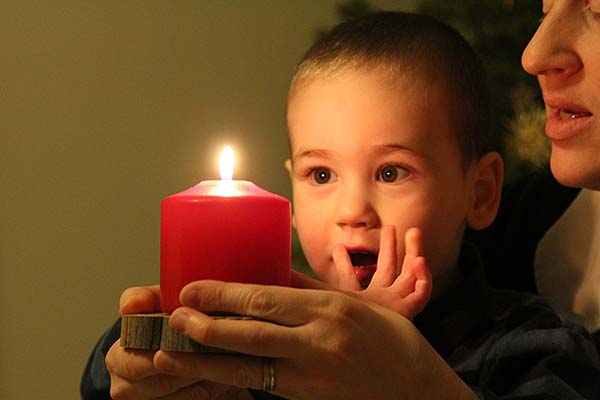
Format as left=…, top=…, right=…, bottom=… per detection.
left=289, top=11, right=494, bottom=166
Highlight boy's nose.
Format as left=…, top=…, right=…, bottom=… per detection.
left=521, top=5, right=582, bottom=80
left=334, top=189, right=379, bottom=230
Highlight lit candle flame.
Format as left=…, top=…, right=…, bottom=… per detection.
left=219, top=146, right=235, bottom=181
left=214, top=146, right=238, bottom=196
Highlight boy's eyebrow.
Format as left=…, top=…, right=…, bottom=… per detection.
left=373, top=143, right=415, bottom=154
left=373, top=143, right=425, bottom=159
left=292, top=144, right=422, bottom=162
left=292, top=148, right=333, bottom=162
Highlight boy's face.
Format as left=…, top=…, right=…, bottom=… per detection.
left=287, top=70, right=476, bottom=289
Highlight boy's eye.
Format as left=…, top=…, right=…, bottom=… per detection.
left=310, top=167, right=337, bottom=184
left=377, top=164, right=409, bottom=183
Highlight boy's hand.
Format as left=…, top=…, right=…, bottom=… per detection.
left=331, top=226, right=432, bottom=319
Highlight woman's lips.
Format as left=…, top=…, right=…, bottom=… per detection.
left=544, top=100, right=595, bottom=141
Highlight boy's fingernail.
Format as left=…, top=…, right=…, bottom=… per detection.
left=170, top=309, right=189, bottom=332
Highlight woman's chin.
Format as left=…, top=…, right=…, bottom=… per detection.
left=550, top=150, right=600, bottom=190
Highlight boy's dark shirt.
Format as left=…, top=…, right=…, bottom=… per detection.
left=466, top=166, right=581, bottom=294
left=418, top=241, right=600, bottom=399
left=81, top=240, right=600, bottom=399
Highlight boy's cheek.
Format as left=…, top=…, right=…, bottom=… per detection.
left=296, top=230, right=328, bottom=272
left=309, top=258, right=337, bottom=284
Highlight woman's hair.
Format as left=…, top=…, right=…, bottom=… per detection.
left=288, top=11, right=495, bottom=164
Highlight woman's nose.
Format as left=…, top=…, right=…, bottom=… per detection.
left=334, top=187, right=379, bottom=230
left=521, top=5, right=582, bottom=79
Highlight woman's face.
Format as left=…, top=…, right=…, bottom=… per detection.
left=522, top=0, right=600, bottom=189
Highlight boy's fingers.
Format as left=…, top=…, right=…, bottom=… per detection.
left=393, top=256, right=432, bottom=316
left=413, top=256, right=432, bottom=304
left=370, top=225, right=397, bottom=287
left=394, top=227, right=424, bottom=291
left=119, top=285, right=161, bottom=315
left=332, top=244, right=361, bottom=291
left=393, top=267, right=417, bottom=298
left=404, top=227, right=424, bottom=256
left=393, top=255, right=431, bottom=296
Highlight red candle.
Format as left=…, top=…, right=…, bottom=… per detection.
left=160, top=146, right=291, bottom=312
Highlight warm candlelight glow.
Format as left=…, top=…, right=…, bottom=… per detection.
left=219, top=146, right=235, bottom=181
left=213, top=146, right=237, bottom=196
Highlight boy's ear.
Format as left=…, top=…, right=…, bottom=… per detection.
left=283, top=158, right=297, bottom=228
left=466, top=152, right=503, bottom=231
left=284, top=159, right=292, bottom=175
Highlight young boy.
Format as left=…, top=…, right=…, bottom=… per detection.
left=279, top=10, right=498, bottom=319
left=83, top=11, right=600, bottom=400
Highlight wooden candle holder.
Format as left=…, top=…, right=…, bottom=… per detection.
left=120, top=314, right=251, bottom=353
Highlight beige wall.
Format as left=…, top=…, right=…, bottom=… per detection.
left=0, top=1, right=414, bottom=398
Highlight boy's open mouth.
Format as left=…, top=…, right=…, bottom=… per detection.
left=348, top=250, right=378, bottom=289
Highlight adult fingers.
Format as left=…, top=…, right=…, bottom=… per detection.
left=155, top=351, right=262, bottom=390
left=370, top=225, right=397, bottom=287
left=167, top=307, right=304, bottom=358
left=105, top=339, right=160, bottom=381
left=120, top=285, right=161, bottom=315
left=106, top=339, right=203, bottom=399
left=292, top=270, right=366, bottom=305
left=179, top=281, right=329, bottom=326
left=332, top=244, right=361, bottom=291
left=154, top=381, right=254, bottom=400
left=290, top=270, right=331, bottom=290
left=154, top=351, right=290, bottom=398
left=110, top=373, right=201, bottom=399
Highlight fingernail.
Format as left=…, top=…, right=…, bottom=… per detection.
left=154, top=351, right=177, bottom=372
left=170, top=309, right=189, bottom=332
left=180, top=287, right=200, bottom=307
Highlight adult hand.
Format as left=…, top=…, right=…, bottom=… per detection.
left=153, top=281, right=477, bottom=400
left=105, top=285, right=253, bottom=399
left=332, top=226, right=432, bottom=319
